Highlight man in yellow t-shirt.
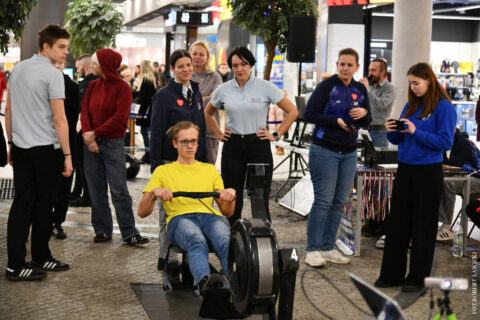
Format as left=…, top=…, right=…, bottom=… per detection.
left=138, top=121, right=235, bottom=294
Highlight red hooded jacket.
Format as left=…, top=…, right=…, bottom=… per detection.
left=81, top=49, right=132, bottom=139
left=0, top=71, right=6, bottom=102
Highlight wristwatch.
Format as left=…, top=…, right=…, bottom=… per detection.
left=272, top=132, right=280, bottom=141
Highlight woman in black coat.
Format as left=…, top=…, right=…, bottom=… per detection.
left=135, top=60, right=157, bottom=163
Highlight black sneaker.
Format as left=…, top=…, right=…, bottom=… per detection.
left=70, top=197, right=91, bottom=207
left=32, top=258, right=70, bottom=272
left=52, top=224, right=67, bottom=240
left=197, top=275, right=209, bottom=296
left=401, top=284, right=425, bottom=293
left=167, top=261, right=181, bottom=286
left=157, top=257, right=164, bottom=271
left=5, top=263, right=47, bottom=281
left=94, top=233, right=112, bottom=243
left=199, top=273, right=226, bottom=296
left=69, top=195, right=81, bottom=203
left=374, top=279, right=402, bottom=288
left=124, top=234, right=149, bottom=246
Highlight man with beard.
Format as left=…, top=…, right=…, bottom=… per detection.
left=359, top=59, right=395, bottom=148
left=70, top=54, right=98, bottom=207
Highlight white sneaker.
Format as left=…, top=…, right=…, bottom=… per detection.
left=321, top=249, right=351, bottom=264
left=436, top=225, right=453, bottom=241
left=305, top=251, right=326, bottom=267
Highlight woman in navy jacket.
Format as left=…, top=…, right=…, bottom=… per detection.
left=376, top=63, right=456, bottom=293
left=150, top=49, right=207, bottom=172
left=303, top=48, right=371, bottom=268
left=149, top=49, right=207, bottom=272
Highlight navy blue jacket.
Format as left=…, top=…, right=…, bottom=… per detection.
left=443, top=130, right=473, bottom=168
left=304, top=75, right=372, bottom=153
left=150, top=79, right=208, bottom=172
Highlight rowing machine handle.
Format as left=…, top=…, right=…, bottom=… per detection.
left=172, top=192, right=220, bottom=199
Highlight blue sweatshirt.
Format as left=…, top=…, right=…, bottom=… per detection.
left=387, top=99, right=456, bottom=165
left=304, top=74, right=372, bottom=153
left=150, top=79, right=208, bottom=172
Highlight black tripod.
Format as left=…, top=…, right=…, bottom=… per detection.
left=274, top=62, right=310, bottom=200
left=433, top=291, right=457, bottom=319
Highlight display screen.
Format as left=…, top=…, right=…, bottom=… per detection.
left=63, top=68, right=73, bottom=79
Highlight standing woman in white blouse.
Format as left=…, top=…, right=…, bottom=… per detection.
left=204, top=47, right=298, bottom=224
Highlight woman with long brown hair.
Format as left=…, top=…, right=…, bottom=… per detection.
left=375, top=62, right=456, bottom=293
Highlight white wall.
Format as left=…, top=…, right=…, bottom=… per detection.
left=326, top=24, right=365, bottom=79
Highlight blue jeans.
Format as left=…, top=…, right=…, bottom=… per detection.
left=168, top=213, right=230, bottom=283
left=84, top=138, right=139, bottom=240
left=307, top=144, right=357, bottom=251
left=369, top=128, right=388, bottom=148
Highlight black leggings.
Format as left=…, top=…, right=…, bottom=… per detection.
left=378, top=162, right=443, bottom=286
left=221, top=133, right=273, bottom=224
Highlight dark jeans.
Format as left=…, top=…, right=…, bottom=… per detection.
left=71, top=132, right=90, bottom=200
left=221, top=133, right=273, bottom=224
left=140, top=126, right=150, bottom=153
left=84, top=138, right=139, bottom=240
left=378, top=162, right=443, bottom=286
left=7, top=144, right=62, bottom=269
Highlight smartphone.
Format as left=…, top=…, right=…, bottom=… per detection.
left=394, top=120, right=405, bottom=130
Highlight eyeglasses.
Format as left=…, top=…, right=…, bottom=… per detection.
left=178, top=139, right=198, bottom=147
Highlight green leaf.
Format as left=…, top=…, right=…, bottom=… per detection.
left=228, top=0, right=318, bottom=79
left=64, top=0, right=124, bottom=57
left=0, top=0, right=38, bottom=54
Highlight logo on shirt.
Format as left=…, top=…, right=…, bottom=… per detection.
left=250, top=97, right=261, bottom=103
left=351, top=93, right=358, bottom=101
left=177, top=99, right=184, bottom=107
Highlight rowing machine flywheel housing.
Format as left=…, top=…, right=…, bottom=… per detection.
left=228, top=218, right=280, bottom=316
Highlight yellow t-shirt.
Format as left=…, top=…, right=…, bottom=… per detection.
left=143, top=161, right=224, bottom=225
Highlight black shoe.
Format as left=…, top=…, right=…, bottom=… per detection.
left=32, top=258, right=70, bottom=272
left=157, top=257, right=164, bottom=271
left=167, top=261, right=181, bottom=286
left=70, top=197, right=91, bottom=207
left=401, top=284, right=425, bottom=293
left=69, top=194, right=81, bottom=203
left=6, top=263, right=47, bottom=281
left=124, top=234, right=149, bottom=246
left=139, top=152, right=151, bottom=164
left=374, top=279, right=402, bottom=288
left=52, top=224, right=67, bottom=240
left=198, top=275, right=209, bottom=296
left=199, top=273, right=226, bottom=296
left=94, top=233, right=112, bottom=242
